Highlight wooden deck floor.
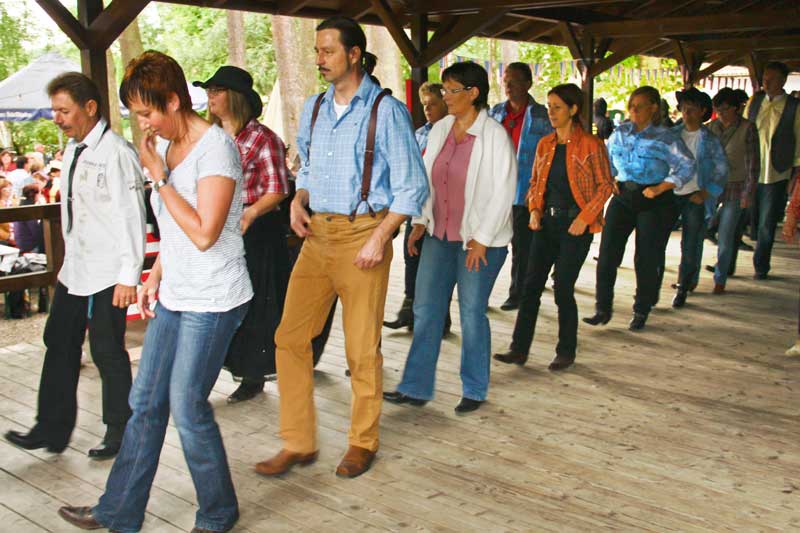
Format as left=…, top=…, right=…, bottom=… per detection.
left=1, top=229, right=799, bottom=532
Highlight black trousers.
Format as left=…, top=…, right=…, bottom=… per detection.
left=595, top=187, right=677, bottom=316
left=508, top=205, right=534, bottom=301
left=34, top=282, right=131, bottom=446
left=402, top=219, right=423, bottom=299
left=753, top=180, right=789, bottom=276
left=511, top=215, right=592, bottom=358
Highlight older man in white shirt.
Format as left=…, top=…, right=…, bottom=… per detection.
left=745, top=61, right=800, bottom=279
left=4, top=72, right=146, bottom=460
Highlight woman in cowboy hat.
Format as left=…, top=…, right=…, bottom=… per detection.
left=195, top=66, right=292, bottom=403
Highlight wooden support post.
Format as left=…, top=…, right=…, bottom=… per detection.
left=78, top=0, right=110, bottom=119
left=744, top=52, right=763, bottom=92
left=580, top=33, right=594, bottom=132
left=410, top=14, right=428, bottom=129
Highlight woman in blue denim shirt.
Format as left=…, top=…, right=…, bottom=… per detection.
left=670, top=88, right=728, bottom=308
left=584, top=86, right=695, bottom=331
left=58, top=52, right=252, bottom=533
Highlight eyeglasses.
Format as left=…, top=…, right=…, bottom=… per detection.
left=441, top=86, right=473, bottom=96
left=205, top=87, right=227, bottom=95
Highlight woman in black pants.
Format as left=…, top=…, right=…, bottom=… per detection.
left=494, top=84, right=613, bottom=371
left=583, top=86, right=695, bottom=331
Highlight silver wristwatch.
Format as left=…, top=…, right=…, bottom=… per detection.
left=153, top=177, right=168, bottom=192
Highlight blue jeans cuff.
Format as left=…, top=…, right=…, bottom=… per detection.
left=91, top=506, right=141, bottom=533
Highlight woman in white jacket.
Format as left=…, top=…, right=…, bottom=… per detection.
left=384, top=62, right=517, bottom=414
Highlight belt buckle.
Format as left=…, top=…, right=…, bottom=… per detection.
left=546, top=206, right=557, bottom=217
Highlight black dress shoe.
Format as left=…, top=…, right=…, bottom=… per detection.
left=227, top=380, right=265, bottom=403
left=582, top=310, right=611, bottom=326
left=88, top=440, right=121, bottom=460
left=753, top=272, right=768, bottom=280
left=548, top=354, right=575, bottom=371
left=628, top=313, right=648, bottom=331
left=5, top=429, right=66, bottom=453
left=705, top=264, right=716, bottom=273
left=672, top=290, right=687, bottom=308
left=383, top=391, right=427, bottom=406
left=493, top=351, right=528, bottom=365
left=500, top=297, right=519, bottom=311
left=384, top=298, right=413, bottom=329
left=57, top=506, right=104, bottom=530
left=454, top=398, right=484, bottom=414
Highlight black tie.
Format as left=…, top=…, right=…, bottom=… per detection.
left=66, top=143, right=87, bottom=234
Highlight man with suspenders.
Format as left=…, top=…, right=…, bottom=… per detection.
left=255, top=16, right=428, bottom=479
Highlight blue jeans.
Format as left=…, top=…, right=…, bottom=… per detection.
left=753, top=180, right=789, bottom=276
left=675, top=195, right=706, bottom=290
left=715, top=200, right=744, bottom=286
left=397, top=236, right=506, bottom=401
left=94, top=301, right=249, bottom=533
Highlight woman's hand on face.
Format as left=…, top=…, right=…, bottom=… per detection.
left=139, top=130, right=164, bottom=177
left=137, top=274, right=160, bottom=319
left=407, top=224, right=426, bottom=256
left=568, top=216, right=588, bottom=236
left=528, top=210, right=542, bottom=231
left=465, top=239, right=488, bottom=272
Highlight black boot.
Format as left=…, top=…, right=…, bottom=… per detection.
left=672, top=289, right=687, bottom=308
left=227, top=379, right=265, bottom=404
left=628, top=312, right=648, bottom=331
left=384, top=297, right=413, bottom=330
left=583, top=309, right=612, bottom=326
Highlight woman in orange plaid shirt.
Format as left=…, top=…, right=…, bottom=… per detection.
left=494, top=83, right=614, bottom=371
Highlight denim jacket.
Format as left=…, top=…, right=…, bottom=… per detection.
left=672, top=124, right=729, bottom=219
left=607, top=122, right=695, bottom=188
left=489, top=96, right=552, bottom=205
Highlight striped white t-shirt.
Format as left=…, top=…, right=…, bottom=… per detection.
left=152, top=124, right=253, bottom=312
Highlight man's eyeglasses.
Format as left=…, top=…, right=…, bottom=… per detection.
left=441, top=86, right=473, bottom=96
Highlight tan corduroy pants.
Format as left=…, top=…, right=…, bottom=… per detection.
left=275, top=210, right=391, bottom=453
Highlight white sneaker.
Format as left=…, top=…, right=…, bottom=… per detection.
left=785, top=341, right=800, bottom=356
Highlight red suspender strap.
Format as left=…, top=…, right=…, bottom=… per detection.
left=350, top=88, right=392, bottom=222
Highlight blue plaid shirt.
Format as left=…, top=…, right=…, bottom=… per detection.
left=607, top=122, right=696, bottom=187
left=296, top=75, right=429, bottom=216
left=489, top=96, right=552, bottom=205
left=415, top=122, right=433, bottom=152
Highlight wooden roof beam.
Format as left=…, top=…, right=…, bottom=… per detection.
left=687, top=35, right=800, bottom=53
left=589, top=38, right=662, bottom=77
left=516, top=20, right=554, bottom=42
left=340, top=0, right=373, bottom=20
left=407, top=0, right=634, bottom=15
left=585, top=11, right=800, bottom=38
left=694, top=49, right=749, bottom=82
left=369, top=0, right=419, bottom=67
left=487, top=16, right=527, bottom=38
left=277, top=0, right=313, bottom=15
left=35, top=0, right=91, bottom=49
left=417, top=9, right=509, bottom=68
left=90, top=0, right=150, bottom=50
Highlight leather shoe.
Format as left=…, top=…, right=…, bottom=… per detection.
left=5, top=429, right=66, bottom=453
left=628, top=312, right=648, bottom=331
left=705, top=264, right=716, bottom=273
left=383, top=390, right=427, bottom=406
left=88, top=440, right=120, bottom=460
left=712, top=283, right=725, bottom=294
left=753, top=272, right=768, bottom=280
left=57, top=506, right=104, bottom=530
left=493, top=351, right=528, bottom=365
left=254, top=449, right=318, bottom=477
left=548, top=354, right=575, bottom=371
left=499, top=297, right=519, bottom=311
left=582, top=310, right=611, bottom=326
left=336, top=445, right=376, bottom=478
left=384, top=297, right=413, bottom=329
left=227, top=380, right=265, bottom=403
left=672, top=290, right=687, bottom=308
left=454, top=398, right=484, bottom=414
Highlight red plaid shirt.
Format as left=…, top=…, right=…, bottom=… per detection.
left=235, top=119, right=289, bottom=205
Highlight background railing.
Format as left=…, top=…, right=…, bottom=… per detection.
left=0, top=204, right=63, bottom=293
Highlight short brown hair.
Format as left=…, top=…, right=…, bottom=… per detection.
left=120, top=51, right=192, bottom=113
left=418, top=82, right=443, bottom=100
left=548, top=83, right=583, bottom=125
left=46, top=72, right=103, bottom=114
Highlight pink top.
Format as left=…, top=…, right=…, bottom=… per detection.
left=431, top=128, right=475, bottom=241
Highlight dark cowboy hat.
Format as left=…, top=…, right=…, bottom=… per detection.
left=193, top=66, right=263, bottom=119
